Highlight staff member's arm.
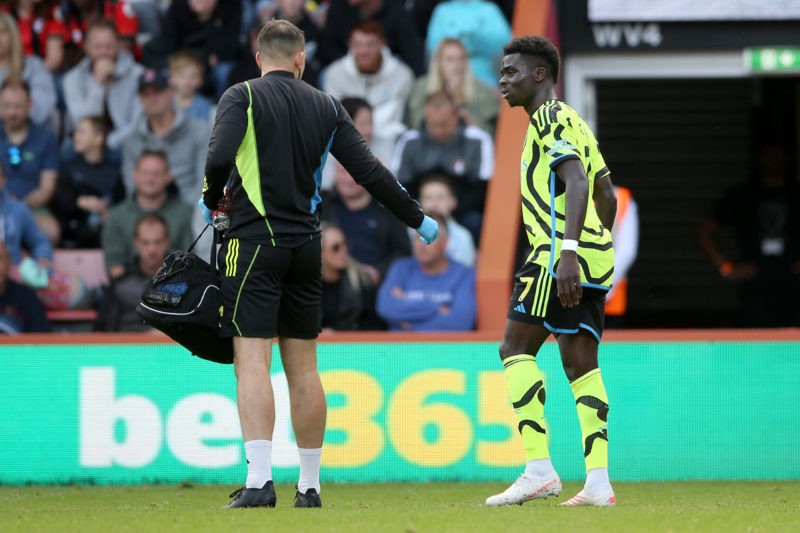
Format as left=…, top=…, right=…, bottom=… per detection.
left=329, top=103, right=437, bottom=243
left=201, top=84, right=248, bottom=212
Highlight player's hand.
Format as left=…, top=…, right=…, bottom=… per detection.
left=198, top=198, right=213, bottom=225
left=416, top=215, right=439, bottom=244
left=556, top=251, right=582, bottom=308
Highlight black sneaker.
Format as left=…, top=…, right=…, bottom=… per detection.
left=294, top=488, right=322, bottom=508
left=224, top=481, right=277, bottom=508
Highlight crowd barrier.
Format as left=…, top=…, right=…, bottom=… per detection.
left=1, top=330, right=798, bottom=485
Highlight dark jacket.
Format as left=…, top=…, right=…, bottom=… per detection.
left=319, top=0, right=425, bottom=75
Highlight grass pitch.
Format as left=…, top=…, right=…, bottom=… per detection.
left=2, top=481, right=798, bottom=532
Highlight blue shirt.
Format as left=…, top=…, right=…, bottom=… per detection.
left=376, top=257, right=476, bottom=331
left=0, top=120, right=59, bottom=200
left=0, top=190, right=52, bottom=264
left=179, top=95, right=213, bottom=123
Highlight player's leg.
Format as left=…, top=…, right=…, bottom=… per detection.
left=278, top=237, right=325, bottom=508
left=557, top=312, right=615, bottom=507
left=279, top=337, right=325, bottom=508
left=485, top=318, right=563, bottom=507
left=220, top=240, right=286, bottom=508
left=486, top=264, right=565, bottom=506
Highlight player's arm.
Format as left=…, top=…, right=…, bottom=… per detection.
left=202, top=85, right=247, bottom=209
left=555, top=159, right=589, bottom=308
left=593, top=175, right=617, bottom=231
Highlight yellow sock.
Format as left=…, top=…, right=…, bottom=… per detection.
left=570, top=368, right=609, bottom=471
left=502, top=354, right=550, bottom=461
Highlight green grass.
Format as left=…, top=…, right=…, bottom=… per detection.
left=2, top=482, right=799, bottom=533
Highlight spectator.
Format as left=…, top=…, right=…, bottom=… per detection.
left=268, top=0, right=322, bottom=87
left=0, top=79, right=60, bottom=245
left=0, top=13, right=57, bottom=127
left=0, top=241, right=51, bottom=333
left=698, top=144, right=800, bottom=327
left=418, top=174, right=475, bottom=267
left=320, top=161, right=411, bottom=285
left=391, top=90, right=494, bottom=243
left=63, top=19, right=144, bottom=150
left=321, top=96, right=394, bottom=190
left=426, top=0, right=511, bottom=88
left=122, top=67, right=210, bottom=204
left=144, top=0, right=242, bottom=100
left=320, top=222, right=383, bottom=331
left=406, top=37, right=499, bottom=135
left=320, top=0, right=424, bottom=76
left=53, top=116, right=124, bottom=248
left=605, top=186, right=639, bottom=328
left=226, top=19, right=260, bottom=87
left=323, top=20, right=414, bottom=143
left=0, top=158, right=95, bottom=311
left=2, top=0, right=68, bottom=73
left=168, top=51, right=214, bottom=124
left=0, top=160, right=52, bottom=279
left=96, top=212, right=170, bottom=332
left=102, top=149, right=193, bottom=279
left=58, top=0, right=140, bottom=70
left=376, top=212, right=475, bottom=331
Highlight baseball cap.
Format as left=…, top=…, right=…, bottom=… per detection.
left=138, top=68, right=169, bottom=92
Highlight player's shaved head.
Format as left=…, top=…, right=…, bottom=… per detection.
left=503, top=36, right=560, bottom=83
left=257, top=19, right=306, bottom=63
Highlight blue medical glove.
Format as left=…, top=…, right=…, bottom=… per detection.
left=198, top=198, right=213, bottom=225
left=415, top=215, right=439, bottom=245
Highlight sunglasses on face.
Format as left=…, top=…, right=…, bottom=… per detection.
left=7, top=145, right=21, bottom=167
left=327, top=241, right=347, bottom=253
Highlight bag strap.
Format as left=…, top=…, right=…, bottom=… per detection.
left=187, top=223, right=210, bottom=254
left=211, top=226, right=219, bottom=275
left=185, top=223, right=219, bottom=275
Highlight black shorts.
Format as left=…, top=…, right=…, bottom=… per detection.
left=218, top=237, right=321, bottom=339
left=507, top=262, right=605, bottom=341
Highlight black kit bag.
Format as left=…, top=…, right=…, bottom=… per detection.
left=136, top=225, right=233, bottom=364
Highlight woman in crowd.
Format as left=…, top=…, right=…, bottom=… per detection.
left=405, top=37, right=499, bottom=135
left=0, top=13, right=57, bottom=126
left=320, top=222, right=384, bottom=331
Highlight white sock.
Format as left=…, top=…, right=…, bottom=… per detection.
left=524, top=458, right=557, bottom=480
left=584, top=467, right=612, bottom=494
left=297, top=447, right=322, bottom=494
left=244, top=440, right=272, bottom=489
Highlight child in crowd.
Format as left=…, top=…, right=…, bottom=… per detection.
left=418, top=173, right=476, bottom=267
left=53, top=115, right=125, bottom=249
left=168, top=51, right=214, bottom=123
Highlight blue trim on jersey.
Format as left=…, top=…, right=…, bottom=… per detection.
left=584, top=281, right=610, bottom=290
left=548, top=153, right=579, bottom=169
left=543, top=321, right=579, bottom=335
left=547, top=169, right=558, bottom=278
left=311, top=95, right=341, bottom=214
left=311, top=129, right=336, bottom=213
left=579, top=322, right=601, bottom=342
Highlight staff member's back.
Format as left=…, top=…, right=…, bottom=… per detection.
left=199, top=20, right=438, bottom=510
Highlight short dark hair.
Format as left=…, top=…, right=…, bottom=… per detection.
left=0, top=78, right=30, bottom=98
left=424, top=90, right=456, bottom=111
left=86, top=18, right=119, bottom=39
left=418, top=173, right=455, bottom=195
left=79, top=115, right=109, bottom=137
left=136, top=149, right=169, bottom=168
left=349, top=20, right=385, bottom=42
left=257, top=19, right=305, bottom=60
left=341, top=97, right=372, bottom=121
left=502, top=35, right=561, bottom=83
left=134, top=212, right=169, bottom=239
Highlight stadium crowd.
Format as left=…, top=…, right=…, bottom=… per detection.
left=0, top=0, right=516, bottom=333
